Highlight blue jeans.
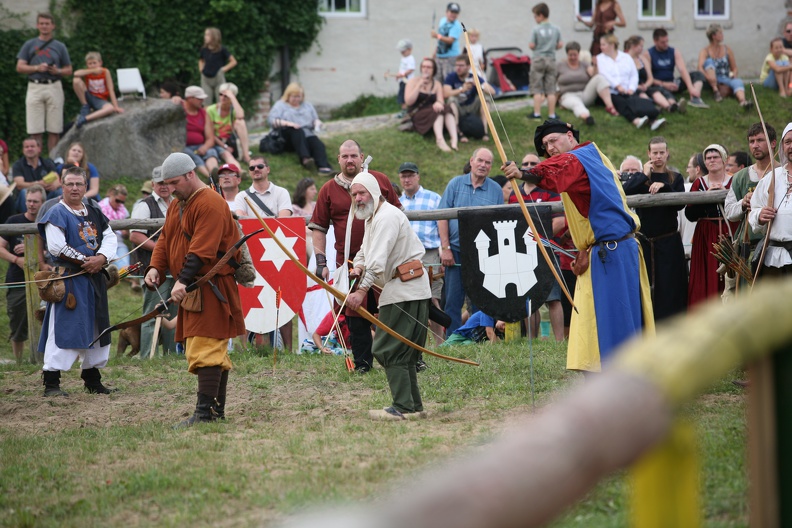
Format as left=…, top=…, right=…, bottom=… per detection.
left=702, top=58, right=744, bottom=92
left=444, top=249, right=478, bottom=336
left=183, top=144, right=219, bottom=167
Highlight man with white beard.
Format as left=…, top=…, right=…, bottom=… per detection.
left=346, top=171, right=432, bottom=420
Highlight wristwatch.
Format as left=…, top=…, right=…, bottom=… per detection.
left=442, top=245, right=451, bottom=250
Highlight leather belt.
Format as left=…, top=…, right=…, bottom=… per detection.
left=29, top=79, right=59, bottom=84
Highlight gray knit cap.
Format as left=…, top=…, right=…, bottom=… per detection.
left=161, top=152, right=196, bottom=180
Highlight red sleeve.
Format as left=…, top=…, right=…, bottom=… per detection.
left=533, top=153, right=592, bottom=217
left=315, top=311, right=335, bottom=336
left=309, top=180, right=332, bottom=231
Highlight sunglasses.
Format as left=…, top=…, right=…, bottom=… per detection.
left=522, top=161, right=538, bottom=167
left=249, top=163, right=267, bottom=171
left=115, top=198, right=126, bottom=204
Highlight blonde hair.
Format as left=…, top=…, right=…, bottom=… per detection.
left=468, top=28, right=480, bottom=37
left=66, top=142, right=88, bottom=170
left=281, top=82, right=305, bottom=102
left=706, top=23, right=722, bottom=42
left=601, top=33, right=619, bottom=48
left=85, top=51, right=102, bottom=63
left=218, top=82, right=238, bottom=96
left=204, top=27, right=222, bottom=52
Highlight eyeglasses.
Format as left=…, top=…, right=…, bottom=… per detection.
left=115, top=199, right=126, bottom=204
left=63, top=182, right=86, bottom=188
left=249, top=164, right=267, bottom=171
left=522, top=161, right=539, bottom=167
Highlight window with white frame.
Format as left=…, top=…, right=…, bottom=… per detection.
left=695, top=0, right=729, bottom=19
left=638, top=0, right=671, bottom=20
left=576, top=0, right=594, bottom=21
left=318, top=0, right=366, bottom=18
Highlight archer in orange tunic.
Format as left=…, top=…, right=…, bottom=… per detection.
left=146, top=152, right=245, bottom=427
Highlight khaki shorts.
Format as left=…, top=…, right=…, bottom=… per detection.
left=26, top=81, right=65, bottom=134
left=529, top=56, right=558, bottom=96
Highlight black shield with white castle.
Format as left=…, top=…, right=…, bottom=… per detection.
left=459, top=206, right=555, bottom=322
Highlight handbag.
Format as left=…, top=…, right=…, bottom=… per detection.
left=394, top=260, right=424, bottom=282
left=259, top=128, right=286, bottom=155
left=181, top=288, right=203, bottom=312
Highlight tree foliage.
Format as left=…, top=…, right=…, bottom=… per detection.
left=0, top=1, right=323, bottom=155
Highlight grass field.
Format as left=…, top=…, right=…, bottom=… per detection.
left=1, top=86, right=782, bottom=527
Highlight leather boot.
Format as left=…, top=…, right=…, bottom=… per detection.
left=174, top=393, right=217, bottom=428
left=42, top=370, right=69, bottom=397
left=81, top=367, right=117, bottom=394
left=214, top=370, right=228, bottom=420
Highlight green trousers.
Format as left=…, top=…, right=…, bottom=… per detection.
left=373, top=299, right=429, bottom=413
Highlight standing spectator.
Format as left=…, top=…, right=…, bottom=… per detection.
left=467, top=28, right=485, bottom=72
left=292, top=177, right=317, bottom=220
left=748, top=123, right=792, bottom=277
left=72, top=51, right=124, bottom=128
left=145, top=153, right=246, bottom=426
left=726, top=151, right=750, bottom=175
left=556, top=41, right=615, bottom=125
left=57, top=142, right=100, bottom=201
left=576, top=0, right=625, bottom=56
left=346, top=171, right=432, bottom=421
left=389, top=39, right=415, bottom=118
left=528, top=3, right=563, bottom=120
left=308, top=140, right=402, bottom=373
left=761, top=38, right=792, bottom=97
left=199, top=27, right=237, bottom=106
left=508, top=152, right=566, bottom=340
left=697, top=24, right=753, bottom=108
left=597, top=34, right=665, bottom=130
left=685, top=144, right=738, bottom=307
left=206, top=82, right=250, bottom=164
left=438, top=148, right=504, bottom=335
left=233, top=156, right=292, bottom=219
left=0, top=185, right=45, bottom=361
left=12, top=137, right=59, bottom=212
left=16, top=12, right=72, bottom=153
left=503, top=120, right=654, bottom=373
left=431, top=2, right=463, bottom=81
left=38, top=166, right=118, bottom=396
left=268, top=83, right=334, bottom=175
left=217, top=163, right=242, bottom=209
left=99, top=185, right=134, bottom=281
left=405, top=58, right=459, bottom=152
left=130, top=168, right=177, bottom=358
left=399, top=161, right=444, bottom=349
left=181, top=86, right=232, bottom=179
left=645, top=28, right=708, bottom=108
left=622, top=136, right=687, bottom=321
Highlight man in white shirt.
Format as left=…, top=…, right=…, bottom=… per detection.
left=217, top=163, right=241, bottom=210
left=233, top=156, right=292, bottom=218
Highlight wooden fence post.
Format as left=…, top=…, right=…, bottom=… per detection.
left=23, top=233, right=43, bottom=364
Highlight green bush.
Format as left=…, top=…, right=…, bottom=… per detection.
left=1, top=1, right=323, bottom=156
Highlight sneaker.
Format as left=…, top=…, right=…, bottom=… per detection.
left=79, top=104, right=91, bottom=117
left=634, top=116, right=649, bottom=129
left=317, top=167, right=334, bottom=176
left=395, top=110, right=407, bottom=119
left=650, top=117, right=667, bottom=131
left=369, top=407, right=406, bottom=421
left=668, top=103, right=678, bottom=113
left=354, top=365, right=370, bottom=374
left=528, top=113, right=542, bottom=119
left=76, top=114, right=87, bottom=128
left=689, top=97, right=709, bottom=109
left=548, top=114, right=558, bottom=119
left=584, top=115, right=595, bottom=125
left=677, top=98, right=687, bottom=114
left=416, top=359, right=428, bottom=372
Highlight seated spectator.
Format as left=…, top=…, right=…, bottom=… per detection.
left=726, top=151, right=750, bottom=175
left=624, top=35, right=682, bottom=113
left=490, top=174, right=511, bottom=203
left=72, top=51, right=124, bottom=128
left=99, top=184, right=136, bottom=289
left=619, top=155, right=643, bottom=181
left=206, top=82, right=250, bottom=164
left=11, top=137, right=59, bottom=213
left=0, top=139, right=9, bottom=176
left=181, top=85, right=235, bottom=178
left=443, top=54, right=496, bottom=141
left=596, top=34, right=665, bottom=130
left=440, top=310, right=505, bottom=346
left=644, top=28, right=709, bottom=108
left=268, top=82, right=333, bottom=175
left=308, top=308, right=351, bottom=355
left=292, top=177, right=317, bottom=219
left=56, top=142, right=100, bottom=201
left=404, top=57, right=459, bottom=152
left=217, top=163, right=242, bottom=209
left=760, top=38, right=792, bottom=97
left=556, top=41, right=615, bottom=125
left=159, top=80, right=182, bottom=104
left=697, top=24, right=753, bottom=108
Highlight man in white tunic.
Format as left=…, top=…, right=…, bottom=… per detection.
left=37, top=166, right=117, bottom=396
left=346, top=171, right=432, bottom=420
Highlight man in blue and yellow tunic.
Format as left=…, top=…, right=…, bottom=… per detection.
left=38, top=166, right=117, bottom=396
left=504, top=119, right=654, bottom=372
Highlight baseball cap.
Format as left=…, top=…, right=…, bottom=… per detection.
left=447, top=2, right=461, bottom=13
left=151, top=166, right=163, bottom=183
left=217, top=163, right=240, bottom=176
left=396, top=39, right=413, bottom=52
left=184, top=86, right=208, bottom=99
left=398, top=162, right=419, bottom=174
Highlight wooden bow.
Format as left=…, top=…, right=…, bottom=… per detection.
left=244, top=198, right=479, bottom=366
left=461, top=23, right=576, bottom=311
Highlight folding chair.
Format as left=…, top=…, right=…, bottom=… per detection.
left=116, top=68, right=146, bottom=100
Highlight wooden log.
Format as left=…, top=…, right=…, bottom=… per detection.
left=23, top=234, right=43, bottom=364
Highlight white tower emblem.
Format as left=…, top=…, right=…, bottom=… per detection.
left=475, top=220, right=539, bottom=298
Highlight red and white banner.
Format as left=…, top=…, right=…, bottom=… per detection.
left=238, top=218, right=307, bottom=334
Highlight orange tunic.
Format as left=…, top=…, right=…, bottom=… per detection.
left=149, top=187, right=245, bottom=342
